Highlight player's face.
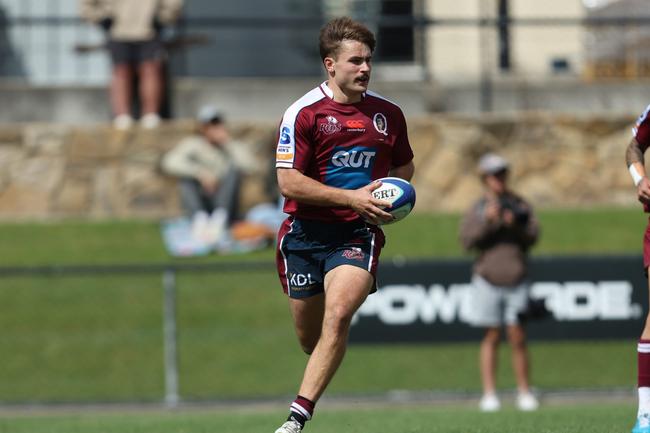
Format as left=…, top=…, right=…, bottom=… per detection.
left=328, top=39, right=372, bottom=97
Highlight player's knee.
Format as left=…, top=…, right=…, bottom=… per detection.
left=324, top=306, right=354, bottom=335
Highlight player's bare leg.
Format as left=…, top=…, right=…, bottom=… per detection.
left=633, top=274, right=650, bottom=432
left=640, top=276, right=650, bottom=340
left=479, top=327, right=501, bottom=412
left=289, top=294, right=325, bottom=354
left=507, top=324, right=538, bottom=411
left=298, top=265, right=371, bottom=401
left=275, top=265, right=371, bottom=433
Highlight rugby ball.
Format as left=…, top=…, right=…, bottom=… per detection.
left=371, top=177, right=416, bottom=225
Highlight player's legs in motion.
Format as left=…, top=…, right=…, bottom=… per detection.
left=275, top=265, right=372, bottom=433
left=633, top=274, right=650, bottom=433
left=479, top=327, right=501, bottom=412
left=289, top=294, right=325, bottom=355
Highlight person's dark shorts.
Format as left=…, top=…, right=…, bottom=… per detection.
left=276, top=217, right=385, bottom=299
left=108, top=39, right=165, bottom=65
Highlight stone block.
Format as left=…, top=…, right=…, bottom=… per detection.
left=54, top=179, right=91, bottom=215
left=0, top=184, right=50, bottom=215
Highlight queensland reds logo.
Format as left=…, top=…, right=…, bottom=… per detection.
left=342, top=248, right=364, bottom=261
left=320, top=115, right=342, bottom=135
left=373, top=113, right=388, bottom=136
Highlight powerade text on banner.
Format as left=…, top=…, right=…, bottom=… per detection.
left=350, top=255, right=646, bottom=343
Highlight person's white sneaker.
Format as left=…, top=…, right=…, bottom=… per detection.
left=516, top=392, right=539, bottom=411
left=479, top=393, right=501, bottom=412
left=140, top=113, right=161, bottom=129
left=274, top=420, right=302, bottom=433
left=113, top=114, right=134, bottom=130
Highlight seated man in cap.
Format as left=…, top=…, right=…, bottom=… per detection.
left=459, top=152, right=541, bottom=413
left=161, top=105, right=257, bottom=232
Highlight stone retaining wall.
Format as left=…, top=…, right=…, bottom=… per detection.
left=0, top=113, right=637, bottom=220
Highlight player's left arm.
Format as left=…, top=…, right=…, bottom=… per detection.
left=389, top=107, right=415, bottom=182
left=389, top=160, right=414, bottom=182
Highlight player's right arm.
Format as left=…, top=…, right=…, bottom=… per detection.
left=277, top=168, right=393, bottom=225
left=626, top=126, right=650, bottom=205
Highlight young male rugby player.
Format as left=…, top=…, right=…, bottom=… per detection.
left=273, top=16, right=415, bottom=433
left=626, top=105, right=650, bottom=433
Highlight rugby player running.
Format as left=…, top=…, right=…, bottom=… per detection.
left=273, top=16, right=415, bottom=433
left=626, top=105, right=650, bottom=433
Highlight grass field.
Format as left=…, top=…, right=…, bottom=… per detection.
left=0, top=208, right=644, bottom=406
left=0, top=207, right=646, bottom=266
left=0, top=402, right=635, bottom=433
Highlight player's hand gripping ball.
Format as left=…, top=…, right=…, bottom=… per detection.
left=372, top=177, right=416, bottom=225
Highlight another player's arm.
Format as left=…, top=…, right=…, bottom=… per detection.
left=277, top=168, right=393, bottom=224
left=626, top=137, right=650, bottom=204
left=389, top=160, right=414, bottom=182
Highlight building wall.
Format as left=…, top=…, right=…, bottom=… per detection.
left=510, top=0, right=585, bottom=78
left=424, top=0, right=484, bottom=82
left=425, top=0, right=586, bottom=82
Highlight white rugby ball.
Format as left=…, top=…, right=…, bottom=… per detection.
left=371, top=177, right=416, bottom=225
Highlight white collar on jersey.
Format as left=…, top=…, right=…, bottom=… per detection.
left=319, top=81, right=367, bottom=101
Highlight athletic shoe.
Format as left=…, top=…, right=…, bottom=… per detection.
left=113, top=114, right=133, bottom=131
left=274, top=420, right=302, bottom=433
left=633, top=413, right=650, bottom=433
left=516, top=392, right=539, bottom=411
left=479, top=393, right=501, bottom=412
left=140, top=113, right=161, bottom=129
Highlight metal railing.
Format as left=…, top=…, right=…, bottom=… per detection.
left=2, top=0, right=650, bottom=84
left=0, top=261, right=275, bottom=407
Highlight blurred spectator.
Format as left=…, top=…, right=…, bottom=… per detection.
left=161, top=105, right=258, bottom=228
left=459, top=153, right=540, bottom=413
left=79, top=0, right=183, bottom=130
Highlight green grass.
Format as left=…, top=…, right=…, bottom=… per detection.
left=0, top=207, right=644, bottom=404
left=0, top=402, right=635, bottom=433
left=0, top=207, right=645, bottom=266
left=0, top=272, right=637, bottom=403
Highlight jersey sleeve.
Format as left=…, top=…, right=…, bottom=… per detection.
left=634, top=104, right=650, bottom=151
left=275, top=109, right=313, bottom=172
left=391, top=108, right=414, bottom=168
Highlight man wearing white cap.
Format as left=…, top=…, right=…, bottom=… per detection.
left=459, top=152, right=540, bottom=413
left=161, top=105, right=256, bottom=226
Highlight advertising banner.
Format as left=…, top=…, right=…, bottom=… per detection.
left=350, top=255, right=646, bottom=343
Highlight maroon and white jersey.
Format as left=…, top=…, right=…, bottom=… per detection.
left=633, top=105, right=650, bottom=212
left=275, top=81, right=414, bottom=222
left=634, top=104, right=650, bottom=150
